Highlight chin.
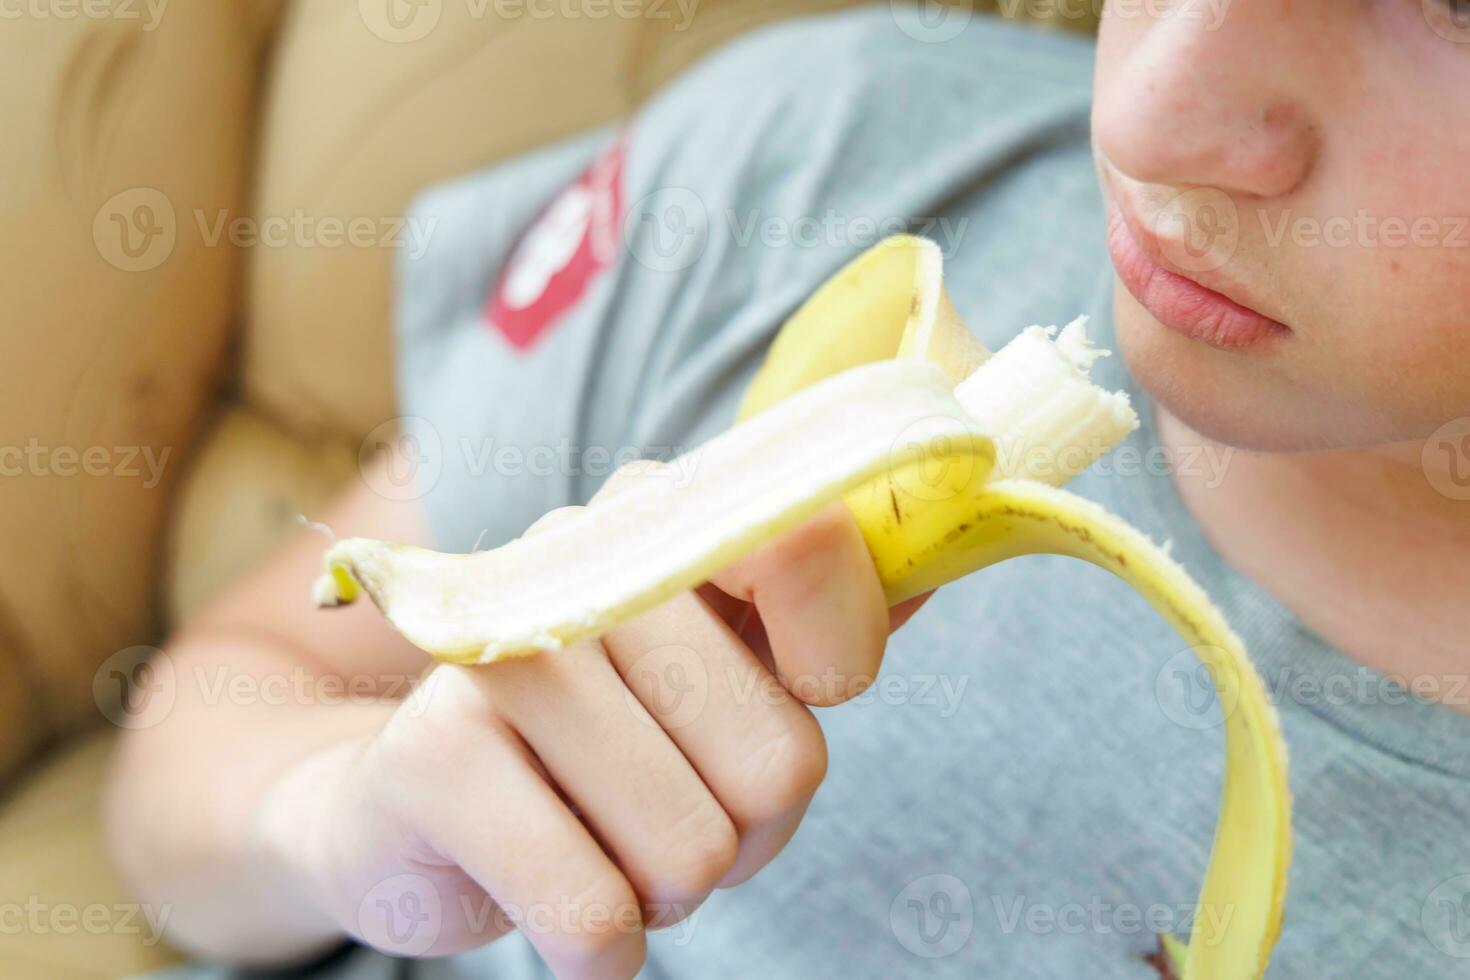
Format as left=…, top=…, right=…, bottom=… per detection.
left=1109, top=286, right=1385, bottom=453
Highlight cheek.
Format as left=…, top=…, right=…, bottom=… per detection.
left=1111, top=284, right=1425, bottom=451
left=1326, top=207, right=1470, bottom=435
left=1351, top=298, right=1470, bottom=437
left=1322, top=81, right=1470, bottom=431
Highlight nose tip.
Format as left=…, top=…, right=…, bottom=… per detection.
left=1093, top=29, right=1320, bottom=200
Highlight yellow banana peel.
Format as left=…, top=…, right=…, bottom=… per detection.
left=316, top=236, right=1290, bottom=980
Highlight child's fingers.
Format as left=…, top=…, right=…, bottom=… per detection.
left=601, top=589, right=828, bottom=887
left=369, top=690, right=647, bottom=978
left=708, top=501, right=890, bottom=707
left=595, top=459, right=915, bottom=705
left=472, top=643, right=739, bottom=921
left=888, top=591, right=933, bottom=632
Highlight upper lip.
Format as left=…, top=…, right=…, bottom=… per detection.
left=1106, top=179, right=1287, bottom=330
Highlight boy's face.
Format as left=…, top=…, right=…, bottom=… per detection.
left=1092, top=1, right=1470, bottom=451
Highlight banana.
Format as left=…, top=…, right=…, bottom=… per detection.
left=315, top=236, right=1290, bottom=980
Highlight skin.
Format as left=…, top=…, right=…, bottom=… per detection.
left=107, top=453, right=929, bottom=974
left=1093, top=0, right=1470, bottom=707
left=108, top=1, right=1470, bottom=974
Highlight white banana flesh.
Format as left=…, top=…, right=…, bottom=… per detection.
left=956, top=319, right=1136, bottom=486
left=317, top=359, right=993, bottom=662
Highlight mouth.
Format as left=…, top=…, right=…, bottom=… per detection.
left=1105, top=197, right=1290, bottom=352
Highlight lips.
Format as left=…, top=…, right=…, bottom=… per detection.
left=1106, top=203, right=1290, bottom=352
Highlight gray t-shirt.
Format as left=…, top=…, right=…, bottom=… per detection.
left=165, top=9, right=1470, bottom=980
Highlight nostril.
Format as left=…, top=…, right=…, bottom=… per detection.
left=1095, top=86, right=1319, bottom=200
left=1093, top=17, right=1322, bottom=200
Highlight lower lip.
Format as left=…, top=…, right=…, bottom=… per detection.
left=1106, top=208, right=1288, bottom=352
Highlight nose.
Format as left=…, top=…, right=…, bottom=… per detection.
left=1092, top=5, right=1322, bottom=199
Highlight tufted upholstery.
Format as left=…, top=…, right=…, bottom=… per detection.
left=0, top=1, right=1096, bottom=973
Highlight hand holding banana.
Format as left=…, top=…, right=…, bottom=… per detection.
left=316, top=237, right=1290, bottom=980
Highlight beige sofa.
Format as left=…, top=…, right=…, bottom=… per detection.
left=0, top=1, right=1095, bottom=974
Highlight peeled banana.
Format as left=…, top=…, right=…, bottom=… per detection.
left=315, top=236, right=1290, bottom=980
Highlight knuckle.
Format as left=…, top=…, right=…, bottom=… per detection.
left=755, top=507, right=877, bottom=623
left=642, top=799, right=739, bottom=905
left=370, top=667, right=501, bottom=801
left=772, top=504, right=854, bottom=569
left=559, top=929, right=646, bottom=980
left=734, top=721, right=828, bottom=824
left=552, top=876, right=646, bottom=978
left=388, top=668, right=483, bottom=749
